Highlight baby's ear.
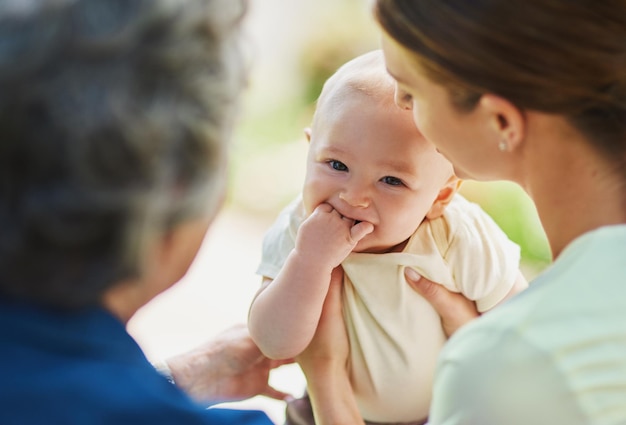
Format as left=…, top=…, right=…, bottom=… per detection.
left=426, top=176, right=462, bottom=220
left=304, top=127, right=312, bottom=143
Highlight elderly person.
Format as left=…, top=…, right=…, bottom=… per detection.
left=0, top=0, right=289, bottom=423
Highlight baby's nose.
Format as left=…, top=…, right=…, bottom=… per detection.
left=339, top=187, right=370, bottom=208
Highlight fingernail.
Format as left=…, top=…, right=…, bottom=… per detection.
left=405, top=267, right=422, bottom=282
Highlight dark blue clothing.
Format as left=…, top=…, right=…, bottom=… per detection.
left=0, top=299, right=273, bottom=424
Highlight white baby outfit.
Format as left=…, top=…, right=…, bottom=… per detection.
left=257, top=194, right=521, bottom=423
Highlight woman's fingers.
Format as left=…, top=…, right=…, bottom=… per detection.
left=404, top=267, right=479, bottom=337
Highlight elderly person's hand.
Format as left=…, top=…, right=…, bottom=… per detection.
left=165, top=323, right=293, bottom=406
left=404, top=268, right=479, bottom=337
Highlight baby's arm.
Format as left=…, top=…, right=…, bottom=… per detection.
left=491, top=269, right=528, bottom=309
left=474, top=269, right=528, bottom=313
left=445, top=198, right=530, bottom=313
left=248, top=203, right=373, bottom=360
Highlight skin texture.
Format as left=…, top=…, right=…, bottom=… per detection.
left=248, top=51, right=461, bottom=360
left=381, top=31, right=626, bottom=259
left=381, top=35, right=522, bottom=183
left=301, top=90, right=456, bottom=255
left=101, top=207, right=297, bottom=405
left=102, top=215, right=215, bottom=324
left=404, top=267, right=480, bottom=338
left=296, top=267, right=362, bottom=425
left=166, top=324, right=293, bottom=406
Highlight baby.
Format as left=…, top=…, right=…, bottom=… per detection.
left=248, top=50, right=527, bottom=425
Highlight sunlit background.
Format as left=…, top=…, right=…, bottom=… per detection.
left=127, top=0, right=551, bottom=422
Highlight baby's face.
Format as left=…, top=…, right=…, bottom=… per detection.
left=303, top=93, right=454, bottom=253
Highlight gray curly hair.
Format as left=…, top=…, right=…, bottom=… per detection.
left=0, top=0, right=248, bottom=308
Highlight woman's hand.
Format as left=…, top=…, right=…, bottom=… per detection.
left=297, top=267, right=365, bottom=425
left=166, top=323, right=293, bottom=406
left=404, top=268, right=479, bottom=337
left=297, top=267, right=350, bottom=370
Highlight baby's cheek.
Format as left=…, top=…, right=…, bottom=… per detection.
left=301, top=193, right=316, bottom=217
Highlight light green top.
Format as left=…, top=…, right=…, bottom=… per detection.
left=429, top=224, right=626, bottom=425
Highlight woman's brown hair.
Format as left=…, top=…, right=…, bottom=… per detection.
left=374, top=0, right=626, bottom=160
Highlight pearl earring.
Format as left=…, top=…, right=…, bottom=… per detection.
left=498, top=140, right=508, bottom=152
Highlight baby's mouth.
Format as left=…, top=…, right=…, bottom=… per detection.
left=337, top=210, right=363, bottom=225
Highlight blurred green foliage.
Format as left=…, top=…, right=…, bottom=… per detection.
left=298, top=26, right=379, bottom=107
left=460, top=181, right=551, bottom=277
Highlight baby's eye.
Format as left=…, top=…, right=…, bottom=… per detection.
left=329, top=160, right=348, bottom=172
left=381, top=176, right=404, bottom=186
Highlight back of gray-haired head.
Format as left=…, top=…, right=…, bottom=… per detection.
left=0, top=0, right=248, bottom=308
left=312, top=49, right=397, bottom=126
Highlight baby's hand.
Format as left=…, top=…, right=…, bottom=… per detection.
left=294, top=203, right=373, bottom=269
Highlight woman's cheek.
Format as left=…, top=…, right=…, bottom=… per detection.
left=410, top=104, right=428, bottom=133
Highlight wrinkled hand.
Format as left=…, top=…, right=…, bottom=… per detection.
left=404, top=268, right=479, bottom=337
left=166, top=323, right=293, bottom=406
left=296, top=203, right=373, bottom=270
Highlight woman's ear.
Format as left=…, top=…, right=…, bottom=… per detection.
left=426, top=176, right=462, bottom=220
left=304, top=127, right=312, bottom=143
left=479, top=94, right=525, bottom=152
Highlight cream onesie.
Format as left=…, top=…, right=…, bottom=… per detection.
left=257, top=194, right=521, bottom=423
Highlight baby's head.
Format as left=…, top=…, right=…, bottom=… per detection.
left=303, top=50, right=459, bottom=253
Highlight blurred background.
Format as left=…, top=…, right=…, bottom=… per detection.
left=127, top=0, right=552, bottom=422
